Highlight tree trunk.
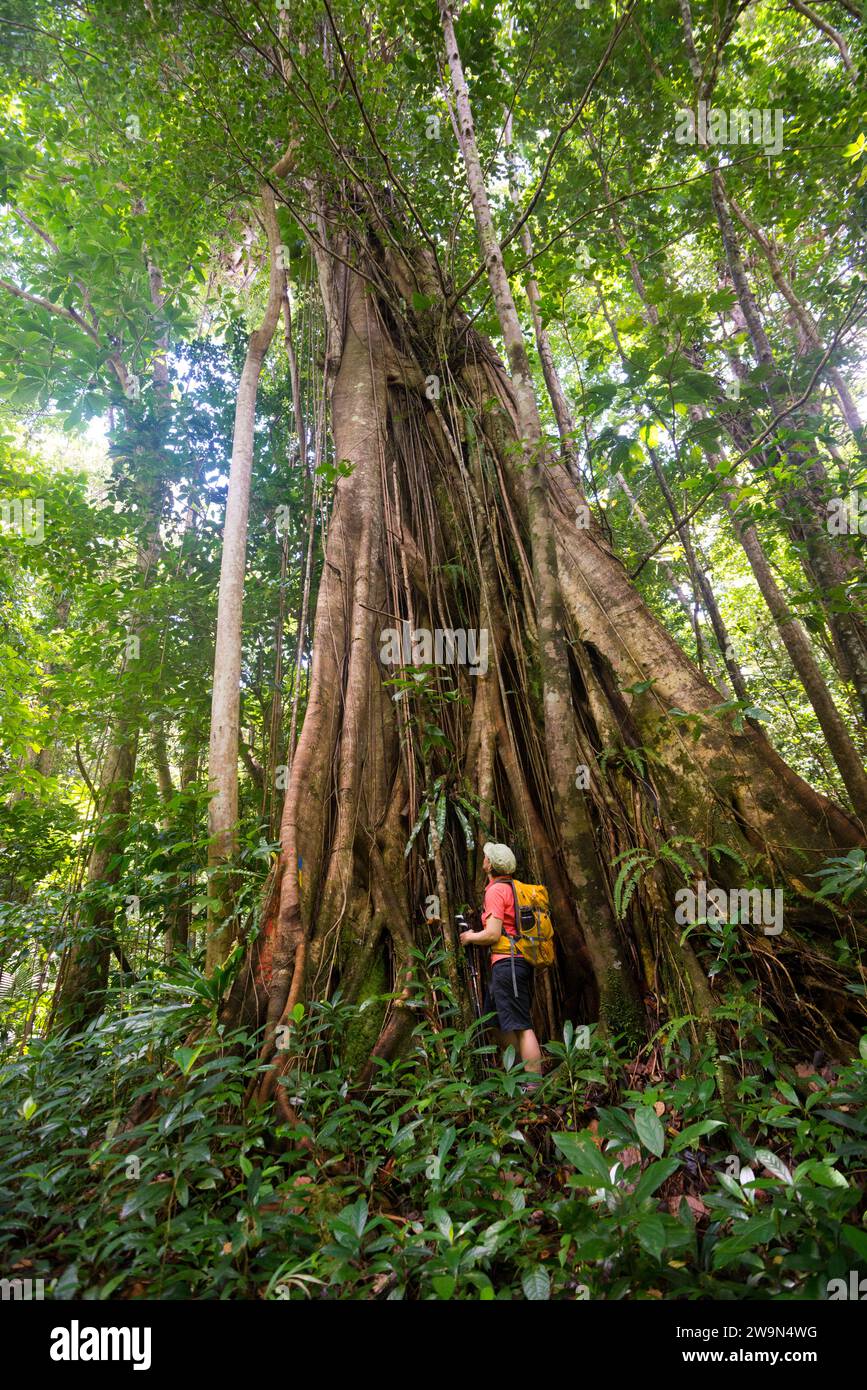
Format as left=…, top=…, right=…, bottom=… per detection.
left=725, top=192, right=863, bottom=438
left=208, top=192, right=865, bottom=1109
left=710, top=172, right=867, bottom=722
left=52, top=261, right=172, bottom=1030
left=727, top=498, right=867, bottom=820
left=206, top=185, right=285, bottom=974
left=583, top=133, right=867, bottom=820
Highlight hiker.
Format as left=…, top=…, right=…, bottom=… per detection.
left=458, top=842, right=543, bottom=1087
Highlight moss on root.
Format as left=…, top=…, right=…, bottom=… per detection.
left=342, top=951, right=388, bottom=1077
left=598, top=965, right=645, bottom=1053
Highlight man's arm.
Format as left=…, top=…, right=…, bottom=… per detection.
left=460, top=917, right=502, bottom=946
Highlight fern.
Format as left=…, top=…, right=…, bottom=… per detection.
left=610, top=836, right=719, bottom=920
left=708, top=842, right=748, bottom=874
left=658, top=842, right=698, bottom=882
left=612, top=847, right=653, bottom=918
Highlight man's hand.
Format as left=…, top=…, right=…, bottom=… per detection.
left=462, top=919, right=501, bottom=947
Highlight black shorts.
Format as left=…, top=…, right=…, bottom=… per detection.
left=484, top=955, right=534, bottom=1032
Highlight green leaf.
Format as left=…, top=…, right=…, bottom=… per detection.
left=172, top=1043, right=205, bottom=1075
left=54, top=1263, right=80, bottom=1299
left=805, top=1161, right=849, bottom=1189
left=670, top=1120, right=725, bottom=1153
left=342, top=1197, right=369, bottom=1237
left=636, top=1214, right=668, bottom=1261
left=404, top=802, right=430, bottom=857
left=434, top=791, right=447, bottom=846
left=712, top=1217, right=776, bottom=1269
left=633, top=1105, right=665, bottom=1157
left=521, top=1265, right=550, bottom=1300
left=552, top=1131, right=613, bottom=1186
left=754, top=1148, right=793, bottom=1185
left=431, top=1275, right=455, bottom=1298
left=633, top=1156, right=680, bottom=1201
left=454, top=801, right=474, bottom=850
left=430, top=1207, right=454, bottom=1242
left=841, top=1224, right=867, bottom=1261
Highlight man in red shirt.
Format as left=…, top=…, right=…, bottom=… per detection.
left=459, top=842, right=542, bottom=1089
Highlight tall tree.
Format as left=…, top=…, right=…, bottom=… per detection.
left=206, top=183, right=285, bottom=974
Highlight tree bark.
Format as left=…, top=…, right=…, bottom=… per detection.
left=206, top=185, right=285, bottom=974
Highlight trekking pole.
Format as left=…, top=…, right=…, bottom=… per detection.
left=467, top=950, right=483, bottom=1019
left=456, top=913, right=483, bottom=1019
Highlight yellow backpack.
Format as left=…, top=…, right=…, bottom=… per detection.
left=492, top=877, right=555, bottom=968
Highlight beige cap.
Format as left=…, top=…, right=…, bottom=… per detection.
left=483, top=842, right=516, bottom=875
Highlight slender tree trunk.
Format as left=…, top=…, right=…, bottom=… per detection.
left=786, top=0, right=857, bottom=79
left=583, top=121, right=867, bottom=814
left=52, top=256, right=172, bottom=1029
left=616, top=471, right=731, bottom=695
left=676, top=0, right=867, bottom=719
left=206, top=185, right=285, bottom=973
left=8, top=592, right=72, bottom=808
left=51, top=656, right=145, bottom=1030
left=505, top=119, right=579, bottom=477
left=153, top=722, right=196, bottom=956
left=710, top=171, right=867, bottom=721
left=725, top=192, right=863, bottom=437
left=727, top=499, right=867, bottom=820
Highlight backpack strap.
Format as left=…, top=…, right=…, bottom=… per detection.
left=488, top=875, right=520, bottom=998
left=507, top=878, right=520, bottom=999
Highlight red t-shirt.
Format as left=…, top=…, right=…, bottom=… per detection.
left=482, top=877, right=516, bottom=968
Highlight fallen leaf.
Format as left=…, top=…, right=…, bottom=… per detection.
left=684, top=1194, right=709, bottom=1217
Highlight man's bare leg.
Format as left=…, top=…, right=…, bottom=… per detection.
left=500, top=1028, right=542, bottom=1080
left=516, top=1028, right=542, bottom=1078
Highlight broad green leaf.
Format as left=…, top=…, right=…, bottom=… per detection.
left=633, top=1105, right=665, bottom=1157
